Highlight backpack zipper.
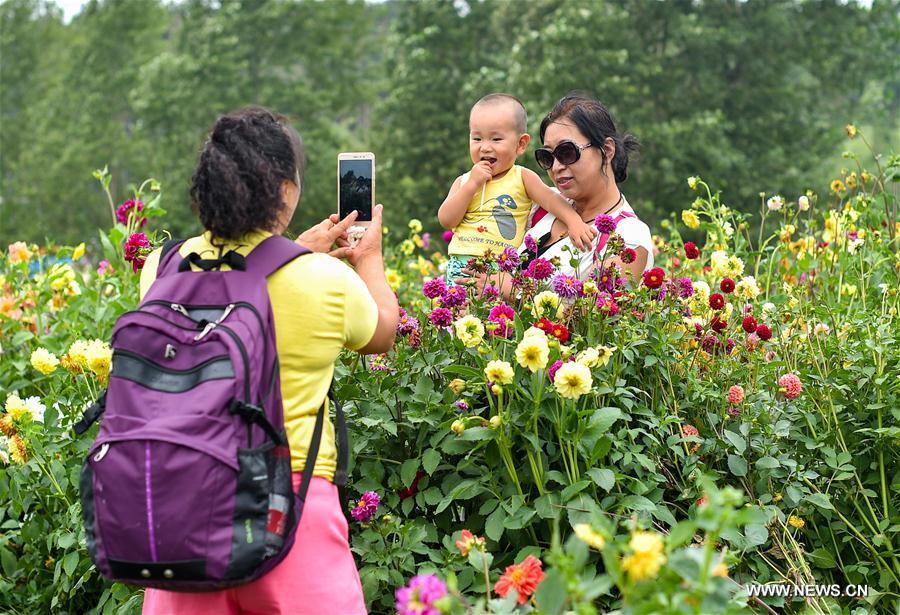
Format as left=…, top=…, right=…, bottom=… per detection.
left=113, top=349, right=232, bottom=375
left=113, top=311, right=251, bottom=404
left=143, top=301, right=268, bottom=384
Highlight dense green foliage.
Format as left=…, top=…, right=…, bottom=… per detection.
left=2, top=0, right=898, bottom=243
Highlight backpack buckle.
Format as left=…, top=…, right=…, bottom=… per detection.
left=229, top=400, right=263, bottom=422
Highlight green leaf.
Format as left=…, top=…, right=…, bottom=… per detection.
left=756, top=456, right=780, bottom=469
left=808, top=548, right=837, bottom=568
left=434, top=479, right=484, bottom=514
left=728, top=454, right=748, bottom=477
left=534, top=494, right=559, bottom=520
left=668, top=521, right=697, bottom=549
left=561, top=480, right=590, bottom=502
left=723, top=430, right=746, bottom=454
left=57, top=533, right=76, bottom=549
left=459, top=426, right=495, bottom=441
left=619, top=495, right=656, bottom=512
left=422, top=448, right=441, bottom=475
left=0, top=546, right=15, bottom=577
left=588, top=407, right=623, bottom=434
left=587, top=468, right=615, bottom=492
left=467, top=549, right=493, bottom=572
left=806, top=492, right=834, bottom=511
left=400, top=458, right=419, bottom=488
left=744, top=524, right=769, bottom=549
left=485, top=507, right=505, bottom=541
left=62, top=551, right=79, bottom=577
left=534, top=568, right=566, bottom=614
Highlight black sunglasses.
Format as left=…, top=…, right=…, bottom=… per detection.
left=534, top=140, right=593, bottom=170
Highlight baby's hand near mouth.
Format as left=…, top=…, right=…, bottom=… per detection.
left=468, top=161, right=493, bottom=188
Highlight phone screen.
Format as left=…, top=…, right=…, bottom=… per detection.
left=339, top=159, right=373, bottom=221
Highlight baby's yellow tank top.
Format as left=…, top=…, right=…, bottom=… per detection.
left=447, top=164, right=533, bottom=256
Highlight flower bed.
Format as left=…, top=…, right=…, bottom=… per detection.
left=1, top=134, right=898, bottom=613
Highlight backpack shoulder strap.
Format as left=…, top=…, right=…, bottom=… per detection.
left=245, top=235, right=311, bottom=278
left=156, top=238, right=186, bottom=278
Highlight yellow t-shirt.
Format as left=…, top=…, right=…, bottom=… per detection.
left=139, top=230, right=378, bottom=481
left=447, top=164, right=533, bottom=256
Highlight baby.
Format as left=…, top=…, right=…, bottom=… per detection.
left=438, top=93, right=596, bottom=281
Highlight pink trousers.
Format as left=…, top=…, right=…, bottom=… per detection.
left=142, top=476, right=366, bottom=615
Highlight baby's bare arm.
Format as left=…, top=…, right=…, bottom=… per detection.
left=522, top=169, right=597, bottom=250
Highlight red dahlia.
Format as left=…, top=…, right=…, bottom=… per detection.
left=710, top=316, right=728, bottom=332
left=709, top=292, right=726, bottom=310
left=642, top=267, right=665, bottom=289
left=720, top=278, right=735, bottom=293
left=741, top=315, right=757, bottom=333
left=756, top=323, right=772, bottom=340
left=551, top=324, right=571, bottom=343
left=684, top=242, right=700, bottom=259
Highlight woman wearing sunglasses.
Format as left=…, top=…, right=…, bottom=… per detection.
left=460, top=93, right=652, bottom=294
left=523, top=93, right=652, bottom=280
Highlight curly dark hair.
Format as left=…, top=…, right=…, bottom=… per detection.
left=190, top=106, right=305, bottom=240
left=539, top=93, right=638, bottom=184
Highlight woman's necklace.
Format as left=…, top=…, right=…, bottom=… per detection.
left=559, top=192, right=624, bottom=239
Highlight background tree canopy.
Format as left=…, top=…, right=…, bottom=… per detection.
left=1, top=0, right=897, bottom=245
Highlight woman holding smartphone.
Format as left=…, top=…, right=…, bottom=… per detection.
left=140, top=106, right=396, bottom=614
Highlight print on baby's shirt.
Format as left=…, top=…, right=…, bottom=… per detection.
left=460, top=193, right=519, bottom=241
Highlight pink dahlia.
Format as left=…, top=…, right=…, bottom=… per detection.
left=594, top=214, right=616, bottom=234
left=395, top=573, right=448, bottom=615
left=429, top=307, right=453, bottom=328
left=552, top=273, right=583, bottom=299
left=351, top=491, right=380, bottom=522
left=778, top=373, right=803, bottom=399
left=595, top=292, right=619, bottom=317
left=422, top=277, right=447, bottom=299
left=728, top=385, right=745, bottom=405
left=123, top=232, right=151, bottom=272
left=481, top=284, right=500, bottom=301
left=497, top=247, right=520, bottom=273
left=488, top=303, right=515, bottom=338
left=116, top=199, right=146, bottom=227
left=525, top=257, right=554, bottom=280
left=440, top=284, right=467, bottom=308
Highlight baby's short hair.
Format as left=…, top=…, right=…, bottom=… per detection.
left=472, top=93, right=528, bottom=134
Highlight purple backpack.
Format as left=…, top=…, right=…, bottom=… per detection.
left=75, top=235, right=348, bottom=590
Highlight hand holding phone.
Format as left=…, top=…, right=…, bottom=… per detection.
left=338, top=152, right=375, bottom=247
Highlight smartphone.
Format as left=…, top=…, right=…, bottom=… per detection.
left=338, top=152, right=375, bottom=246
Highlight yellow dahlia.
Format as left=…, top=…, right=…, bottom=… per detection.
left=454, top=315, right=484, bottom=348
left=484, top=360, right=514, bottom=385
left=573, top=523, right=605, bottom=550
left=515, top=336, right=549, bottom=372
left=621, top=531, right=666, bottom=582
left=30, top=348, right=59, bottom=375
left=681, top=210, right=700, bottom=229
left=553, top=362, right=592, bottom=399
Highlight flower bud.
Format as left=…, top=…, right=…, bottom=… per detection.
left=489, top=415, right=502, bottom=428
left=451, top=420, right=465, bottom=435
left=448, top=378, right=466, bottom=395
